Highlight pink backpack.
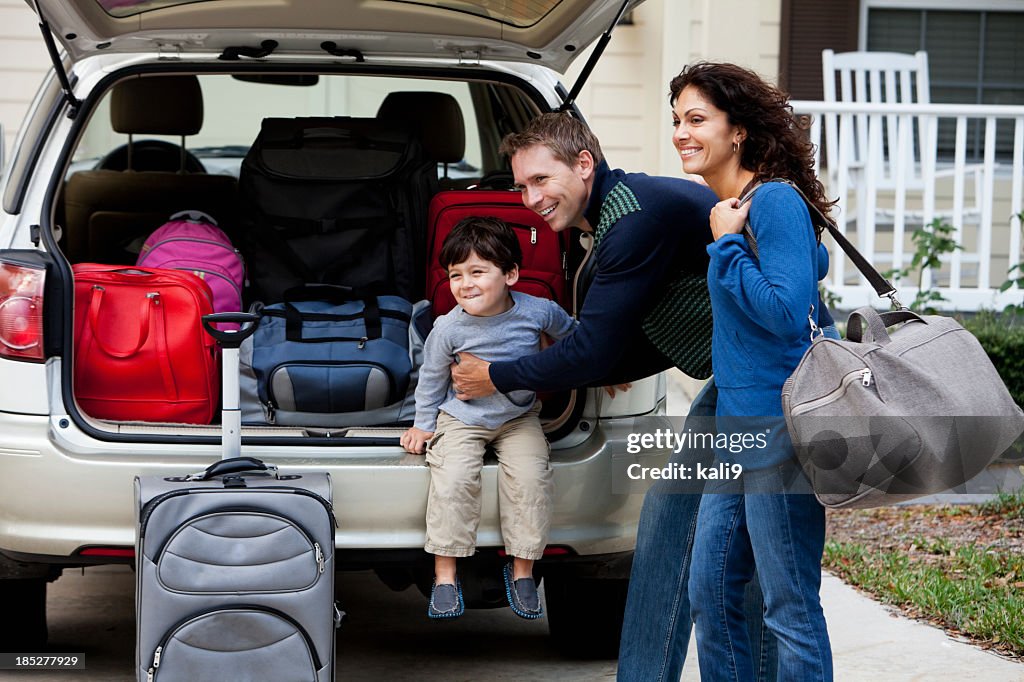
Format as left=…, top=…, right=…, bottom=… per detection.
left=137, top=211, right=245, bottom=328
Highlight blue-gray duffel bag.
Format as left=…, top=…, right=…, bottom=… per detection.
left=240, top=285, right=429, bottom=427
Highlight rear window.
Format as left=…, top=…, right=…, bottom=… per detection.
left=72, top=74, right=484, bottom=178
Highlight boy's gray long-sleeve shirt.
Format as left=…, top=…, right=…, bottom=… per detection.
left=414, top=291, right=577, bottom=431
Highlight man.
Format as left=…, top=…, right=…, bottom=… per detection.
left=450, top=112, right=776, bottom=681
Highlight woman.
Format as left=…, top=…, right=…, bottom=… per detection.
left=669, top=62, right=835, bottom=681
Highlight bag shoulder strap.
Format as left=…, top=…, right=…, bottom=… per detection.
left=739, top=178, right=903, bottom=309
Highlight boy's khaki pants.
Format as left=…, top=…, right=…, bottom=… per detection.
left=424, top=405, right=553, bottom=560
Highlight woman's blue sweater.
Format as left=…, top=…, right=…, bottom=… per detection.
left=707, top=182, right=824, bottom=418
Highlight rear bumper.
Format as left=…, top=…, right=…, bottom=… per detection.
left=0, top=410, right=665, bottom=562
left=0, top=546, right=635, bottom=582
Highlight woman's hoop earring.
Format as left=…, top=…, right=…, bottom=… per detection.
left=732, top=141, right=740, bottom=153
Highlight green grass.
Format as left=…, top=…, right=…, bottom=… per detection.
left=824, top=540, right=1024, bottom=655
left=977, top=488, right=1024, bottom=520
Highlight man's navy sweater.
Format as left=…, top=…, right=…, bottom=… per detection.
left=489, top=161, right=718, bottom=393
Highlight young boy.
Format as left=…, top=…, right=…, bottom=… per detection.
left=400, top=216, right=576, bottom=620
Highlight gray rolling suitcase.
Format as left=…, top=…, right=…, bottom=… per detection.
left=134, top=312, right=339, bottom=682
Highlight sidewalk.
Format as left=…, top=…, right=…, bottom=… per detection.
left=675, top=572, right=1024, bottom=681
left=666, top=369, right=1024, bottom=682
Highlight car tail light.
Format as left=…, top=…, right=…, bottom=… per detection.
left=0, top=260, right=46, bottom=362
left=78, top=547, right=135, bottom=558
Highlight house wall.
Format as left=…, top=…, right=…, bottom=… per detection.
left=0, top=0, right=50, bottom=164
left=563, top=0, right=782, bottom=177
left=0, top=1, right=783, bottom=173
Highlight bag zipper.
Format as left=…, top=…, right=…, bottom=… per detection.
left=138, top=238, right=246, bottom=291
left=790, top=368, right=874, bottom=416
left=428, top=204, right=559, bottom=256
left=261, top=308, right=410, bottom=324
left=139, top=236, right=241, bottom=262
left=139, top=487, right=335, bottom=540
left=146, top=264, right=243, bottom=303
left=146, top=604, right=322, bottom=681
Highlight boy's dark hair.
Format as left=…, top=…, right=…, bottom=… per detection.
left=438, top=216, right=522, bottom=274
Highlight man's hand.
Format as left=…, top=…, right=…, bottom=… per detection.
left=603, top=382, right=633, bottom=398
left=709, top=197, right=750, bottom=240
left=400, top=427, right=434, bottom=454
left=450, top=352, right=495, bottom=400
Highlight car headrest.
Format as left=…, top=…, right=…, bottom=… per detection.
left=376, top=91, right=465, bottom=163
left=110, top=75, right=203, bottom=136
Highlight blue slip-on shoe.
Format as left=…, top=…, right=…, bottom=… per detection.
left=427, top=579, right=464, bottom=619
left=503, top=563, right=543, bottom=620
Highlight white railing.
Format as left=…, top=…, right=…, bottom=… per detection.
left=790, top=100, right=1024, bottom=312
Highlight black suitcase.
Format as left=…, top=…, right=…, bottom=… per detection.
left=239, top=117, right=432, bottom=303
left=134, top=313, right=340, bottom=682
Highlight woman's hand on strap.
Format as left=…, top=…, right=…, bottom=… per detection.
left=709, top=197, right=750, bottom=240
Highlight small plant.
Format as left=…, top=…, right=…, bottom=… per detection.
left=819, top=282, right=842, bottom=313
left=884, top=218, right=963, bottom=313
left=977, top=488, right=1024, bottom=520
left=998, top=211, right=1024, bottom=316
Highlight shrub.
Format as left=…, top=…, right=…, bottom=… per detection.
left=961, top=312, right=1024, bottom=461
left=961, top=311, right=1024, bottom=409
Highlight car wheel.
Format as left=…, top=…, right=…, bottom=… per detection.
left=0, top=578, right=48, bottom=649
left=545, top=575, right=628, bottom=659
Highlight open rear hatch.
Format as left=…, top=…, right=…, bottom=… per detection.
left=28, top=0, right=644, bottom=73
left=27, top=0, right=646, bottom=443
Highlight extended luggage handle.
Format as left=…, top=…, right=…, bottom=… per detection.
left=202, top=312, right=261, bottom=349
left=202, top=313, right=260, bottom=460
left=846, top=307, right=928, bottom=345
left=186, top=456, right=279, bottom=481
left=281, top=284, right=383, bottom=344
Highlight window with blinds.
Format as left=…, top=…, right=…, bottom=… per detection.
left=867, top=8, right=1024, bottom=159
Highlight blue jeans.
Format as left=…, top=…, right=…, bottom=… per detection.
left=617, top=381, right=777, bottom=682
left=689, top=465, right=832, bottom=682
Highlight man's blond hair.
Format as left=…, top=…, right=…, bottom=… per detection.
left=499, top=113, right=604, bottom=166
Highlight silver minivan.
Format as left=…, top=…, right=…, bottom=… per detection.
left=0, top=0, right=668, bottom=657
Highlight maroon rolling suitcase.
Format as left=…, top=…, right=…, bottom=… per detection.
left=425, top=190, right=570, bottom=318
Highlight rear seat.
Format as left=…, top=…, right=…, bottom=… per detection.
left=63, top=75, right=238, bottom=264
left=375, top=91, right=468, bottom=190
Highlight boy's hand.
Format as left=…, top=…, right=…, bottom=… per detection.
left=400, top=427, right=434, bottom=454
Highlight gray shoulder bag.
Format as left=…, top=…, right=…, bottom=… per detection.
left=744, top=179, right=1024, bottom=509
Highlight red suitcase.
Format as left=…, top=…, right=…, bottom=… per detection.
left=426, top=190, right=570, bottom=318
left=72, top=264, right=219, bottom=424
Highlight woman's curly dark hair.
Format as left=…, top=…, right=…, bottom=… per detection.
left=669, top=62, right=836, bottom=230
